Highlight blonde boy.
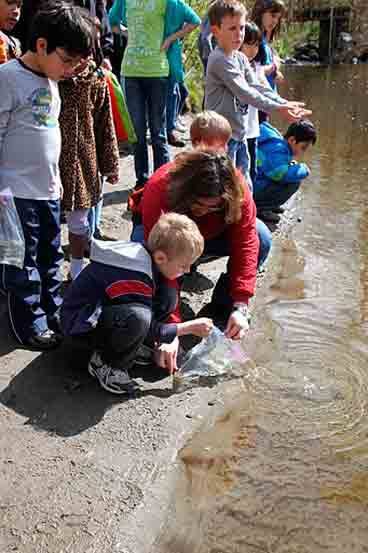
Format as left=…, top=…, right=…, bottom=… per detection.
left=61, top=213, right=213, bottom=394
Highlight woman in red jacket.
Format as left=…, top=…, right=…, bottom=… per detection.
left=141, top=148, right=260, bottom=369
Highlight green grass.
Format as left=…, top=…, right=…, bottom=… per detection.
left=274, top=21, right=319, bottom=58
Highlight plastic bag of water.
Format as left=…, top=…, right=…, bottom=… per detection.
left=0, top=189, right=25, bottom=269
left=173, top=326, right=250, bottom=392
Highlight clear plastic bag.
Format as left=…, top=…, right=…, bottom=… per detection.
left=0, top=189, right=25, bottom=269
left=173, top=326, right=251, bottom=392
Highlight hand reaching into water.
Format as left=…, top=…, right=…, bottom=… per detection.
left=225, top=310, right=249, bottom=341
left=154, top=318, right=214, bottom=374
left=154, top=336, right=179, bottom=374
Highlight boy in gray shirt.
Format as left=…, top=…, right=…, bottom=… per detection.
left=0, top=2, right=94, bottom=349
left=205, top=0, right=310, bottom=186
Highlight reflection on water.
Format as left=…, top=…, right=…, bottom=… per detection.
left=154, top=65, right=368, bottom=552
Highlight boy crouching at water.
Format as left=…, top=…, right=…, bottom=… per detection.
left=61, top=213, right=213, bottom=395
left=254, top=120, right=317, bottom=224
left=0, top=3, right=94, bottom=349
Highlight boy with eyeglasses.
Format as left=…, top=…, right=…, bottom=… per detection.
left=0, top=2, right=94, bottom=349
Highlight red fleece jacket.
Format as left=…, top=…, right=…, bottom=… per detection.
left=142, top=162, right=259, bottom=322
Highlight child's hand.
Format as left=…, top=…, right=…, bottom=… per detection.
left=154, top=336, right=179, bottom=374
left=161, top=37, right=173, bottom=51
left=275, top=69, right=285, bottom=84
left=278, top=103, right=312, bottom=123
left=188, top=317, right=214, bottom=338
left=101, top=58, right=112, bottom=71
left=177, top=318, right=214, bottom=338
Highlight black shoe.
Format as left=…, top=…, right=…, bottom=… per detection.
left=93, top=229, right=117, bottom=241
left=27, top=329, right=62, bottom=350
left=272, top=206, right=285, bottom=214
left=258, top=210, right=281, bottom=224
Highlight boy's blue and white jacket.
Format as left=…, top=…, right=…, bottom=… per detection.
left=255, top=122, right=310, bottom=192
left=61, top=239, right=177, bottom=343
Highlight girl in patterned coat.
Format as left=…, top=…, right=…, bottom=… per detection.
left=59, top=36, right=120, bottom=280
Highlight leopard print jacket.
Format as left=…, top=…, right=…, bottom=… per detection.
left=59, top=67, right=120, bottom=211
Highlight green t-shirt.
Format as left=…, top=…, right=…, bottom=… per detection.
left=122, top=0, right=169, bottom=78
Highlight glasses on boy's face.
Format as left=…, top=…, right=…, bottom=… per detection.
left=55, top=49, right=83, bottom=68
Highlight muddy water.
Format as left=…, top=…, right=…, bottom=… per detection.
left=154, top=65, right=368, bottom=553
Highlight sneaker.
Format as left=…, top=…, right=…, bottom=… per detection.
left=27, top=329, right=62, bottom=350
left=88, top=351, right=138, bottom=395
left=135, top=344, right=155, bottom=366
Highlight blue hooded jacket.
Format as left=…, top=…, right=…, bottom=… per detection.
left=255, top=122, right=310, bottom=193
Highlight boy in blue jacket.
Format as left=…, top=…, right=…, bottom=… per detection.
left=254, top=120, right=317, bottom=223
left=61, top=213, right=213, bottom=395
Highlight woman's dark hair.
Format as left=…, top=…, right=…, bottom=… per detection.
left=168, top=149, right=244, bottom=225
left=28, top=1, right=94, bottom=58
left=251, top=0, right=286, bottom=42
left=284, top=120, right=317, bottom=145
left=243, top=22, right=262, bottom=46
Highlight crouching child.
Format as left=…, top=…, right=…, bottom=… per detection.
left=254, top=119, right=317, bottom=223
left=60, top=213, right=213, bottom=394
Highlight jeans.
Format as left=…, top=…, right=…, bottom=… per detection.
left=197, top=218, right=271, bottom=268
left=254, top=179, right=301, bottom=211
left=125, top=77, right=170, bottom=188
left=247, top=138, right=258, bottom=187
left=67, top=285, right=177, bottom=369
left=88, top=177, right=105, bottom=236
left=1, top=198, right=63, bottom=343
left=167, top=79, right=188, bottom=134
left=227, top=138, right=252, bottom=190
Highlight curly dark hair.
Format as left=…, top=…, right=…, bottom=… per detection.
left=167, top=149, right=245, bottom=225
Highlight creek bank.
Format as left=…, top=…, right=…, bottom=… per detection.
left=0, top=136, right=302, bottom=553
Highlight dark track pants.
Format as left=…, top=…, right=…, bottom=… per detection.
left=68, top=283, right=177, bottom=369
left=1, top=198, right=63, bottom=344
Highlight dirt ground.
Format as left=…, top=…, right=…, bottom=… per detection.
left=0, top=138, right=292, bottom=553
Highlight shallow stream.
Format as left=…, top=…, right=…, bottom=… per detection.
left=154, top=64, right=368, bottom=552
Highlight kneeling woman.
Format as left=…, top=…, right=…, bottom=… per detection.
left=140, top=149, right=260, bottom=364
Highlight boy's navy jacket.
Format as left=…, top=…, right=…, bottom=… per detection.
left=256, top=122, right=310, bottom=191
left=60, top=239, right=177, bottom=343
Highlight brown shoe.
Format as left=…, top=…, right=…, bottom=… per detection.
left=168, top=131, right=185, bottom=148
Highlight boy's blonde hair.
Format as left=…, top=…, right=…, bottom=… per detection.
left=190, top=111, right=232, bottom=148
left=147, top=213, right=204, bottom=262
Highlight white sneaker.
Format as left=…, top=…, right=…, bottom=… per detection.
left=88, top=351, right=138, bottom=395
